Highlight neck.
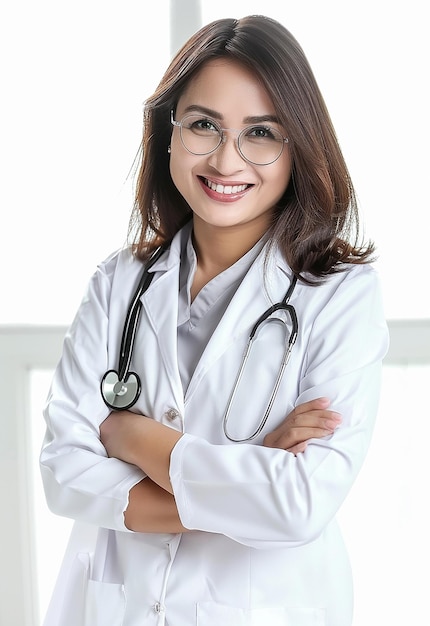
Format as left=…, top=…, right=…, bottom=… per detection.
left=190, top=217, right=268, bottom=300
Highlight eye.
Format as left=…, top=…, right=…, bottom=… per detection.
left=245, top=125, right=282, bottom=143
left=185, top=116, right=220, bottom=135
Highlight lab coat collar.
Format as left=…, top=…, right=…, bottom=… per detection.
left=139, top=224, right=297, bottom=404
left=146, top=221, right=192, bottom=274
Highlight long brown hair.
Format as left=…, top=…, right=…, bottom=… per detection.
left=129, top=15, right=374, bottom=282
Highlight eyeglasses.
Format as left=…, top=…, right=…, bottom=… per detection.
left=170, top=111, right=288, bottom=166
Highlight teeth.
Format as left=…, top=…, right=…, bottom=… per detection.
left=205, top=179, right=248, bottom=194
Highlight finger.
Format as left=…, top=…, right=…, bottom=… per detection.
left=287, top=442, right=308, bottom=455
left=297, top=412, right=342, bottom=430
left=279, top=410, right=342, bottom=432
left=292, top=397, right=331, bottom=416
left=289, top=426, right=337, bottom=441
left=265, top=425, right=337, bottom=450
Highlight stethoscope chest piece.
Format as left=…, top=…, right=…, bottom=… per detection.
left=101, top=369, right=141, bottom=410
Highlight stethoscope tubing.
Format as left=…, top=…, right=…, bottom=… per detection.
left=100, top=245, right=166, bottom=410
left=222, top=298, right=298, bottom=442
left=101, top=245, right=299, bottom=442
left=117, top=271, right=152, bottom=381
left=116, top=246, right=166, bottom=381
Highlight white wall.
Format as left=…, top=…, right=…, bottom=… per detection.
left=1, top=0, right=429, bottom=325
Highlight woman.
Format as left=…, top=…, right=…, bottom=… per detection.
left=40, top=15, right=389, bottom=626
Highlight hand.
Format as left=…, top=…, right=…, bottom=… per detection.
left=263, top=398, right=341, bottom=454
left=100, top=410, right=146, bottom=466
left=100, top=411, right=182, bottom=494
left=125, top=479, right=189, bottom=533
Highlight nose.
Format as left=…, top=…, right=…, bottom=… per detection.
left=207, top=130, right=246, bottom=174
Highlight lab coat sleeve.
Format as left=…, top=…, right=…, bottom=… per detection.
left=169, top=265, right=389, bottom=549
left=40, top=252, right=145, bottom=531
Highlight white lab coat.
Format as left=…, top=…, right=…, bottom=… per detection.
left=40, top=226, right=389, bottom=626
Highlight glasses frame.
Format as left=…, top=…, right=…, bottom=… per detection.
left=170, top=110, right=289, bottom=166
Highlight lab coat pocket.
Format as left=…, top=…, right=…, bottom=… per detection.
left=43, top=552, right=90, bottom=626
left=82, top=527, right=126, bottom=625
left=84, top=579, right=126, bottom=626
left=196, top=601, right=326, bottom=626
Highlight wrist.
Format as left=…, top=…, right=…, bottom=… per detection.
left=134, top=418, right=182, bottom=493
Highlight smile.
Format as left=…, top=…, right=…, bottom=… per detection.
left=202, top=177, right=250, bottom=195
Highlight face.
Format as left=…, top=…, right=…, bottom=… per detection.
left=169, top=58, right=292, bottom=241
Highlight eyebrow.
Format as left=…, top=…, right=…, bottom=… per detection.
left=181, top=104, right=281, bottom=126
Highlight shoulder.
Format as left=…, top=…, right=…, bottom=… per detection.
left=296, top=263, right=385, bottom=320
left=301, top=263, right=389, bottom=362
left=270, top=246, right=382, bottom=305
left=96, top=246, right=143, bottom=280
left=316, top=262, right=382, bottom=297
left=319, top=263, right=383, bottom=307
left=279, top=259, right=388, bottom=352
left=72, top=247, right=145, bottom=322
left=89, top=246, right=145, bottom=295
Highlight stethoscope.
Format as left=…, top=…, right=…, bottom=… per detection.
left=100, top=246, right=298, bottom=442
left=100, top=245, right=167, bottom=411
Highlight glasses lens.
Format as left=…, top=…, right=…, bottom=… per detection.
left=179, top=115, right=222, bottom=155
left=239, top=126, right=285, bottom=165
left=177, top=115, right=286, bottom=164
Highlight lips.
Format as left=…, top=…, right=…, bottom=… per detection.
left=202, top=177, right=251, bottom=195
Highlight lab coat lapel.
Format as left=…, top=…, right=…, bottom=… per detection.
left=186, top=248, right=293, bottom=399
left=139, top=249, right=183, bottom=407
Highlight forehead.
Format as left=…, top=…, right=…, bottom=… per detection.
left=177, top=58, right=276, bottom=117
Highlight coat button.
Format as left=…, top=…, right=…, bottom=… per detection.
left=154, top=602, right=164, bottom=613
left=164, top=408, right=180, bottom=421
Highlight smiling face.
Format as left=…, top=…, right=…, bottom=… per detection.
left=169, top=58, right=292, bottom=245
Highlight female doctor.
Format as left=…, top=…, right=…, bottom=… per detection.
left=40, top=15, right=389, bottom=626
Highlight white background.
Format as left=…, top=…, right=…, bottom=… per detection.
left=1, top=0, right=429, bottom=324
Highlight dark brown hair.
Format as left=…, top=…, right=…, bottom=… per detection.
left=129, top=15, right=374, bottom=281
